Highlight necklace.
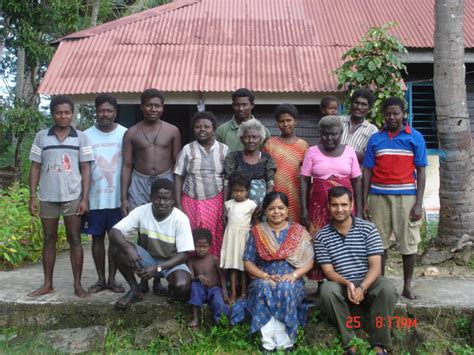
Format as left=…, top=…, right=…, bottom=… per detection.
left=142, top=121, right=162, bottom=146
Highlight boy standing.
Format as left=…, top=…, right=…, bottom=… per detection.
left=28, top=95, right=94, bottom=298
left=187, top=228, right=229, bottom=328
left=83, top=94, right=127, bottom=293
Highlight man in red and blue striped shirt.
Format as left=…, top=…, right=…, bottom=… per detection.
left=362, top=97, right=427, bottom=300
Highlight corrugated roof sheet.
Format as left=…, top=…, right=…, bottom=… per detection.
left=38, top=0, right=474, bottom=95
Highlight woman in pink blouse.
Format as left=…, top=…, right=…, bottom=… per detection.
left=300, top=116, right=362, bottom=236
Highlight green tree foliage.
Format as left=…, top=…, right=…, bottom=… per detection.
left=335, top=22, right=408, bottom=126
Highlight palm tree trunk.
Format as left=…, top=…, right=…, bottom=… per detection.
left=433, top=0, right=474, bottom=246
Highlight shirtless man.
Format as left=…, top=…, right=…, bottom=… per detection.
left=121, top=88, right=181, bottom=216
left=187, top=228, right=229, bottom=328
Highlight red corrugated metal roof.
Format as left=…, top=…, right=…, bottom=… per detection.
left=38, top=0, right=474, bottom=95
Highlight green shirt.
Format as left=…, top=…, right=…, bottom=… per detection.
left=215, top=116, right=271, bottom=152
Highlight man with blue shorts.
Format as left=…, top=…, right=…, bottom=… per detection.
left=109, top=179, right=194, bottom=309
left=83, top=94, right=127, bottom=293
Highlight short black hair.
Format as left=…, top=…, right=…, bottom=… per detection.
left=150, top=178, right=175, bottom=197
left=193, top=228, right=212, bottom=244
left=320, top=96, right=338, bottom=109
left=351, top=88, right=375, bottom=108
left=382, top=96, right=405, bottom=112
left=228, top=171, right=251, bottom=190
left=141, top=88, right=165, bottom=105
left=191, top=111, right=217, bottom=132
left=274, top=103, right=298, bottom=121
left=261, top=191, right=289, bottom=211
left=328, top=186, right=353, bottom=203
left=232, top=88, right=254, bottom=103
left=50, top=95, right=74, bottom=115
left=95, top=93, right=118, bottom=110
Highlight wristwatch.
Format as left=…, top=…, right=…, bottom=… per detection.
left=156, top=265, right=162, bottom=273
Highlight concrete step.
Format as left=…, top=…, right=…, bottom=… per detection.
left=1, top=242, right=473, bottom=330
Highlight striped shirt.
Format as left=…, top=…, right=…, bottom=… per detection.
left=315, top=217, right=384, bottom=282
left=29, top=126, right=94, bottom=202
left=340, top=115, right=379, bottom=153
left=363, top=125, right=428, bottom=195
left=174, top=140, right=229, bottom=200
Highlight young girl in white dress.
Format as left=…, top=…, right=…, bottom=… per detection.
left=220, top=172, right=257, bottom=303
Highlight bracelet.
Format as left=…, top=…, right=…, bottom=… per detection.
left=121, top=200, right=128, bottom=204
left=359, top=285, right=367, bottom=294
left=292, top=272, right=298, bottom=279
left=262, top=272, right=269, bottom=280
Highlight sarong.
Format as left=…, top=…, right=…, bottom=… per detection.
left=128, top=169, right=174, bottom=209
left=182, top=191, right=224, bottom=257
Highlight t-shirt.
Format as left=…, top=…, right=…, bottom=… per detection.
left=29, top=126, right=94, bottom=202
left=315, top=217, right=384, bottom=282
left=174, top=140, right=229, bottom=200
left=113, top=205, right=195, bottom=259
left=84, top=124, right=127, bottom=210
left=300, top=145, right=361, bottom=179
left=363, top=125, right=428, bottom=195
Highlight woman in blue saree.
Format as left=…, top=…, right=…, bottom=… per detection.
left=232, top=192, right=314, bottom=352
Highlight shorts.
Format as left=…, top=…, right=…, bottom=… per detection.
left=135, top=244, right=191, bottom=278
left=368, top=194, right=421, bottom=255
left=128, top=169, right=174, bottom=209
left=81, top=208, right=122, bottom=236
left=40, top=198, right=81, bottom=219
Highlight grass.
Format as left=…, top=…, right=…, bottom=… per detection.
left=419, top=219, right=439, bottom=253
left=0, top=133, right=35, bottom=184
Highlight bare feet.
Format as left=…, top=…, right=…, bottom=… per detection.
left=188, top=318, right=199, bottom=328
left=114, top=290, right=143, bottom=310
left=88, top=281, right=107, bottom=293
left=27, top=285, right=54, bottom=297
left=402, top=288, right=419, bottom=300
left=75, top=285, right=90, bottom=298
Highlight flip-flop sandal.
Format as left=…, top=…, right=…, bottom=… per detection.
left=153, top=283, right=169, bottom=296
left=114, top=291, right=143, bottom=310
left=108, top=283, right=125, bottom=293
left=88, top=283, right=107, bottom=293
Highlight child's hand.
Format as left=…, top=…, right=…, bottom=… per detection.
left=197, top=275, right=212, bottom=288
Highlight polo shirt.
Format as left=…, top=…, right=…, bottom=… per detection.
left=363, top=125, right=428, bottom=195
left=29, top=126, right=94, bottom=202
left=174, top=140, right=229, bottom=200
left=315, top=217, right=384, bottom=282
left=215, top=116, right=271, bottom=152
left=113, top=205, right=195, bottom=259
left=340, top=115, right=379, bottom=153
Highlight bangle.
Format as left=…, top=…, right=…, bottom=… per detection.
left=292, top=272, right=298, bottom=279
left=262, top=272, right=269, bottom=280
left=359, top=285, right=367, bottom=293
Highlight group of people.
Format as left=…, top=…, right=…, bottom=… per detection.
left=27, top=86, right=427, bottom=354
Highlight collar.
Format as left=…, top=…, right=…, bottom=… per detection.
left=329, top=215, right=356, bottom=237
left=383, top=124, right=411, bottom=138
left=47, top=126, right=78, bottom=137
left=195, top=139, right=219, bottom=152
left=344, top=115, right=370, bottom=127
left=230, top=115, right=256, bottom=130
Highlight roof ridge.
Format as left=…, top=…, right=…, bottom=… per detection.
left=61, top=0, right=201, bottom=41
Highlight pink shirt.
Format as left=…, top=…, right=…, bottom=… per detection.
left=301, top=145, right=361, bottom=180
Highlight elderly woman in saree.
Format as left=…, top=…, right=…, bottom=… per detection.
left=232, top=192, right=314, bottom=352
left=224, top=118, right=276, bottom=207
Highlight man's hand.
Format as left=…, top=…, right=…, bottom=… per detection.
left=362, top=202, right=371, bottom=221
left=125, top=246, right=142, bottom=271
left=353, top=286, right=365, bottom=304
left=197, top=275, right=212, bottom=288
left=409, top=203, right=423, bottom=221
left=137, top=265, right=158, bottom=280
left=121, top=200, right=131, bottom=217
left=29, top=197, right=39, bottom=217
left=300, top=209, right=310, bottom=230
left=347, top=282, right=359, bottom=304
left=77, top=199, right=89, bottom=215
